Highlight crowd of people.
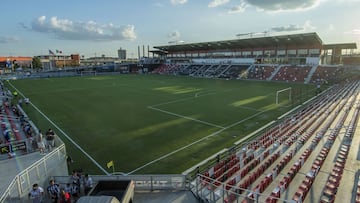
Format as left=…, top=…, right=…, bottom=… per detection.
left=29, top=169, right=93, bottom=203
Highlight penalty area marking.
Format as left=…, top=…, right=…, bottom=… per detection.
left=148, top=106, right=225, bottom=129
left=7, top=81, right=110, bottom=175
left=194, top=90, right=216, bottom=98
left=128, top=109, right=267, bottom=174
left=150, top=89, right=217, bottom=108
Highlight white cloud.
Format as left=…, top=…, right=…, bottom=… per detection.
left=170, top=0, right=187, bottom=5
left=246, top=0, right=322, bottom=11
left=121, top=25, right=137, bottom=41
left=30, top=16, right=137, bottom=41
left=344, top=29, right=360, bottom=37
left=0, top=36, right=20, bottom=43
left=208, top=0, right=230, bottom=8
left=328, top=24, right=335, bottom=31
left=153, top=2, right=165, bottom=7
left=336, top=0, right=360, bottom=2
left=303, top=20, right=316, bottom=31
left=229, top=0, right=323, bottom=13
left=168, top=30, right=181, bottom=39
left=349, top=29, right=360, bottom=35
left=271, top=20, right=316, bottom=33
left=168, top=31, right=183, bottom=44
left=228, top=1, right=248, bottom=13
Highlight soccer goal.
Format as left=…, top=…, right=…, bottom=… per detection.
left=80, top=71, right=97, bottom=77
left=276, top=87, right=292, bottom=106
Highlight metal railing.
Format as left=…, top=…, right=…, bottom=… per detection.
left=0, top=143, right=67, bottom=203
left=191, top=174, right=293, bottom=203
left=52, top=174, right=187, bottom=191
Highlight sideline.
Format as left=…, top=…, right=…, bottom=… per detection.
left=7, top=81, right=110, bottom=175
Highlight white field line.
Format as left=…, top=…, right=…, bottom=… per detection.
left=194, top=90, right=216, bottom=98
left=148, top=106, right=225, bottom=129
left=8, top=81, right=110, bottom=175
left=150, top=90, right=216, bottom=108
left=238, top=105, right=262, bottom=112
left=150, top=97, right=194, bottom=108
left=127, top=109, right=267, bottom=174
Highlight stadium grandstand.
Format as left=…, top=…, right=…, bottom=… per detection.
left=149, top=32, right=358, bottom=83
left=0, top=32, right=360, bottom=203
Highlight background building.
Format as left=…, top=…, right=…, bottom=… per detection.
left=118, top=47, right=126, bottom=59
left=0, top=56, right=32, bottom=74
left=37, top=53, right=80, bottom=70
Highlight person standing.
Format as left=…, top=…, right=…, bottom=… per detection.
left=70, top=181, right=80, bottom=203
left=46, top=129, right=55, bottom=151
left=37, top=130, right=45, bottom=155
left=59, top=188, right=71, bottom=203
left=83, top=174, right=93, bottom=195
left=28, top=183, right=44, bottom=203
left=47, top=179, right=60, bottom=203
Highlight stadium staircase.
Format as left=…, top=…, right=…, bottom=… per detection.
left=267, top=64, right=283, bottom=81
left=304, top=65, right=319, bottom=84
left=217, top=65, right=232, bottom=78
left=203, top=65, right=217, bottom=77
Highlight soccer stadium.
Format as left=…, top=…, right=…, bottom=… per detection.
left=1, top=32, right=360, bottom=203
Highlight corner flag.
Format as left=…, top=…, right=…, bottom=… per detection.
left=107, top=160, right=114, bottom=169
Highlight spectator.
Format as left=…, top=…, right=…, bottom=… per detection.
left=84, top=173, right=93, bottom=195
left=37, top=130, right=45, bottom=155
left=27, top=136, right=34, bottom=152
left=47, top=179, right=60, bottom=203
left=64, top=183, right=72, bottom=200
left=18, top=98, right=23, bottom=107
left=70, top=181, right=80, bottom=202
left=28, top=183, right=44, bottom=203
left=70, top=170, right=80, bottom=187
left=8, top=143, right=16, bottom=158
left=66, top=155, right=74, bottom=167
left=59, top=188, right=71, bottom=203
left=25, top=97, right=30, bottom=105
left=46, top=129, right=55, bottom=151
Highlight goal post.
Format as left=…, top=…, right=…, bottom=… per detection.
left=276, top=87, right=292, bottom=105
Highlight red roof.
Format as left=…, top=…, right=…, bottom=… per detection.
left=0, top=56, right=32, bottom=62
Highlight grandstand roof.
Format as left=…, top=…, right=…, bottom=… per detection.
left=323, top=43, right=357, bottom=50
left=153, top=32, right=323, bottom=53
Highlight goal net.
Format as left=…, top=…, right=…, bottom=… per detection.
left=276, top=87, right=292, bottom=106
left=80, top=71, right=97, bottom=77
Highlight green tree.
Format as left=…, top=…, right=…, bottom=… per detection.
left=32, top=57, right=42, bottom=69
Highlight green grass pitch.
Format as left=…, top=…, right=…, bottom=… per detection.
left=8, top=74, right=315, bottom=175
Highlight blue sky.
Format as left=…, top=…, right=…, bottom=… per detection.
left=0, top=0, right=359, bottom=58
